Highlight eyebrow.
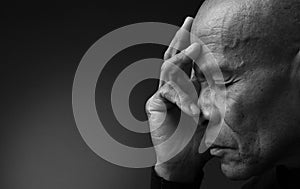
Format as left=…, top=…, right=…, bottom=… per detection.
left=202, top=60, right=244, bottom=83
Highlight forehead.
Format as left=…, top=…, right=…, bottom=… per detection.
left=190, top=0, right=246, bottom=72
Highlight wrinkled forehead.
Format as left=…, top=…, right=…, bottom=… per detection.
left=191, top=0, right=300, bottom=80
left=190, top=0, right=246, bottom=72
left=191, top=0, right=239, bottom=35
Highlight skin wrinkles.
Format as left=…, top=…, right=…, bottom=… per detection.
left=192, top=0, right=244, bottom=71
left=189, top=0, right=300, bottom=180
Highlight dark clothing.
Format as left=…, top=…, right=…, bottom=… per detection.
left=151, top=165, right=300, bottom=189
left=242, top=165, right=300, bottom=189
left=151, top=167, right=203, bottom=189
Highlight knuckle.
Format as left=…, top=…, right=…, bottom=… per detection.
left=166, top=80, right=176, bottom=87
left=162, top=81, right=174, bottom=91
left=175, top=52, right=187, bottom=62
left=145, top=96, right=154, bottom=112
left=162, top=82, right=178, bottom=98
left=161, top=52, right=188, bottom=73
left=160, top=61, right=172, bottom=72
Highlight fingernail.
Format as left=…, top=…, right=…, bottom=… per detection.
left=182, top=16, right=193, bottom=28
left=190, top=104, right=200, bottom=115
left=184, top=43, right=201, bottom=61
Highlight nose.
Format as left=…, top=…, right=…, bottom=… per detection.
left=197, top=86, right=224, bottom=153
left=198, top=86, right=214, bottom=119
left=198, top=85, right=224, bottom=122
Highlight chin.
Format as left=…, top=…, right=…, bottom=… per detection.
left=220, top=161, right=257, bottom=180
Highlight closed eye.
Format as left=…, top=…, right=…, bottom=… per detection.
left=224, top=78, right=241, bottom=88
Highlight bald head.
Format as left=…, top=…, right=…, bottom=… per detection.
left=191, top=0, right=300, bottom=70
left=189, top=0, right=300, bottom=180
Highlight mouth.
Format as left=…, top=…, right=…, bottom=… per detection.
left=209, top=145, right=236, bottom=157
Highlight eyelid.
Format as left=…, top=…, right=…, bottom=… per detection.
left=224, top=77, right=241, bottom=87
left=197, top=73, right=232, bottom=84
left=215, top=75, right=240, bottom=88
left=194, top=65, right=239, bottom=86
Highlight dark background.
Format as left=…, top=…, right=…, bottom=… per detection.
left=2, top=1, right=244, bottom=188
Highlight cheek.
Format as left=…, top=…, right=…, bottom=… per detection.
left=221, top=74, right=288, bottom=168
left=237, top=131, right=261, bottom=159
left=220, top=125, right=263, bottom=178
left=219, top=131, right=263, bottom=180
left=224, top=91, right=259, bottom=135
left=223, top=89, right=263, bottom=157
left=224, top=71, right=282, bottom=135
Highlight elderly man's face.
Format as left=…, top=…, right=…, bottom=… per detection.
left=191, top=0, right=300, bottom=179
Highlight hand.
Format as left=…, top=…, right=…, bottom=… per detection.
left=146, top=17, right=212, bottom=183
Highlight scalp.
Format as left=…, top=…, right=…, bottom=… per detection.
left=191, top=0, right=300, bottom=69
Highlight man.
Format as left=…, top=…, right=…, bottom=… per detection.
left=146, top=0, right=300, bottom=188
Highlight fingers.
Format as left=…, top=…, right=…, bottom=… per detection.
left=164, top=17, right=194, bottom=61
left=161, top=81, right=200, bottom=116
left=159, top=43, right=201, bottom=88
left=146, top=81, right=200, bottom=118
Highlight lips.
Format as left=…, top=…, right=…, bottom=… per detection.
left=209, top=144, right=235, bottom=149
left=209, top=144, right=236, bottom=156
left=210, top=148, right=234, bottom=157
left=210, top=148, right=226, bottom=156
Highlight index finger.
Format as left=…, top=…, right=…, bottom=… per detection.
left=159, top=43, right=201, bottom=88
left=163, top=17, right=194, bottom=61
